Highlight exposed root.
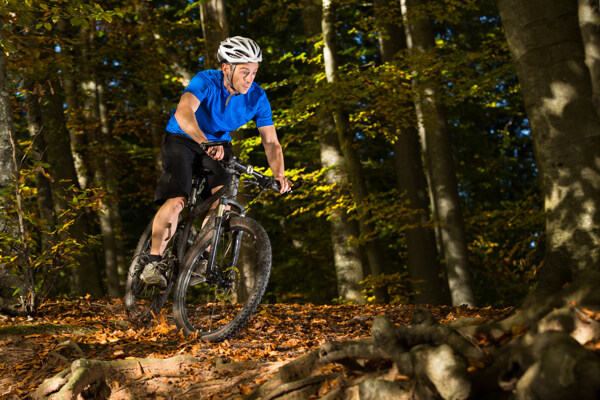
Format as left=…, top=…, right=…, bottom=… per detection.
left=31, top=355, right=198, bottom=400
left=249, top=294, right=600, bottom=400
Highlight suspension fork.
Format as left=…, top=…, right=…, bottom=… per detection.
left=206, top=177, right=246, bottom=274
left=228, top=218, right=244, bottom=271
left=207, top=197, right=227, bottom=273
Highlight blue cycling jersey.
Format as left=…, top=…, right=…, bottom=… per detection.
left=165, top=69, right=274, bottom=142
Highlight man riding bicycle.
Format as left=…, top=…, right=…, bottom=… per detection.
left=141, top=36, right=291, bottom=287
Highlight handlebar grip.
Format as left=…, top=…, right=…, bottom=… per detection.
left=271, top=179, right=281, bottom=192
left=199, top=140, right=230, bottom=151
left=271, top=177, right=304, bottom=193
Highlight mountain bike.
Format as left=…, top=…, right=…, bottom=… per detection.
left=125, top=141, right=301, bottom=342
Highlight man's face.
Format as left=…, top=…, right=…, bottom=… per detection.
left=223, top=62, right=258, bottom=94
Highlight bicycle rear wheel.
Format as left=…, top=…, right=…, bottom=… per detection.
left=173, top=216, right=271, bottom=342
left=124, top=218, right=181, bottom=323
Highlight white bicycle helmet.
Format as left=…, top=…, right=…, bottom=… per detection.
left=218, top=36, right=262, bottom=104
left=217, top=36, right=263, bottom=64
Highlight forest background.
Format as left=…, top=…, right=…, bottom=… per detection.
left=4, top=1, right=600, bottom=398
left=0, top=0, right=546, bottom=311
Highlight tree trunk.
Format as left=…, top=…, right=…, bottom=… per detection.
left=498, top=0, right=600, bottom=299
left=78, top=26, right=122, bottom=298
left=200, top=0, right=230, bottom=69
left=301, top=0, right=365, bottom=303
left=374, top=0, right=447, bottom=305
left=59, top=21, right=106, bottom=295
left=322, top=0, right=386, bottom=300
left=0, top=44, right=37, bottom=311
left=57, top=18, right=93, bottom=191
left=0, top=33, right=20, bottom=282
left=62, top=74, right=92, bottom=186
left=319, top=114, right=366, bottom=303
left=578, top=0, right=600, bottom=116
left=95, top=78, right=125, bottom=297
left=24, top=79, right=55, bottom=254
left=133, top=2, right=168, bottom=176
left=0, top=34, right=15, bottom=191
left=401, top=0, right=475, bottom=307
left=38, top=75, right=104, bottom=297
left=58, top=20, right=90, bottom=193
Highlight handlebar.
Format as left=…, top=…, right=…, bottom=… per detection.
left=199, top=141, right=302, bottom=193
left=226, top=156, right=303, bottom=193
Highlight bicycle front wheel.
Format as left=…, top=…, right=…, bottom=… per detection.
left=173, top=216, right=272, bottom=342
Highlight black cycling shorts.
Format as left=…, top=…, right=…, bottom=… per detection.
left=154, top=132, right=233, bottom=205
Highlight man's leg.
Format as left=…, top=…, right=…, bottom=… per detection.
left=151, top=196, right=186, bottom=256
left=141, top=196, right=186, bottom=287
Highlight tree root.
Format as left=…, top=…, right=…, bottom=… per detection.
left=246, top=351, right=322, bottom=400
left=513, top=331, right=600, bottom=399
left=248, top=307, right=477, bottom=400
left=31, top=354, right=198, bottom=400
left=0, top=297, right=28, bottom=317
left=358, top=379, right=411, bottom=400
left=249, top=298, right=600, bottom=400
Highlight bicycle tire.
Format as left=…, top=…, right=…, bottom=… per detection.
left=173, top=216, right=272, bottom=342
left=124, top=218, right=181, bottom=323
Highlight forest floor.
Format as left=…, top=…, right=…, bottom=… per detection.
left=0, top=297, right=515, bottom=399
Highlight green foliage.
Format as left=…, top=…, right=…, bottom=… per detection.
left=0, top=161, right=103, bottom=306
left=355, top=189, right=423, bottom=244
left=0, top=0, right=125, bottom=56
left=237, top=139, right=339, bottom=304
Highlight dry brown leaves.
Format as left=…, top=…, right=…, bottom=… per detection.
left=0, top=298, right=515, bottom=399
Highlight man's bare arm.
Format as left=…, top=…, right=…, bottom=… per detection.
left=258, top=125, right=291, bottom=193
left=175, top=92, right=224, bottom=160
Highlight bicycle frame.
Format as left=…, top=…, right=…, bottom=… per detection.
left=182, top=168, right=247, bottom=280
